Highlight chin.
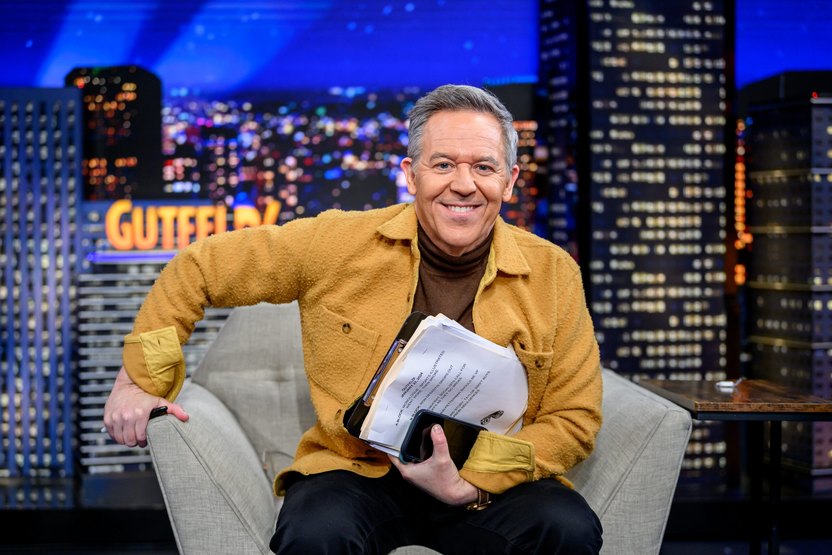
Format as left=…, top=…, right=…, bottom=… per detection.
left=442, top=239, right=480, bottom=255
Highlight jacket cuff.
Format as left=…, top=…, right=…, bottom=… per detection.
left=459, top=431, right=535, bottom=494
left=123, top=326, right=186, bottom=402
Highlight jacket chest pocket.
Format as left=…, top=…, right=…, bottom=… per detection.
left=304, top=305, right=380, bottom=405
left=513, top=346, right=554, bottom=421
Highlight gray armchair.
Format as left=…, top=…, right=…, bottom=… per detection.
left=147, top=303, right=692, bottom=554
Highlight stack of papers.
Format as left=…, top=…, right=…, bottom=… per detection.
left=359, top=314, right=528, bottom=456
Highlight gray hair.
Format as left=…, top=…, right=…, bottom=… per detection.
left=406, top=84, right=518, bottom=169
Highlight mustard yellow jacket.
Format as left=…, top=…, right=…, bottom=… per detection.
left=123, top=203, right=602, bottom=496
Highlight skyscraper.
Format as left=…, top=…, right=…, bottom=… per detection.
left=74, top=201, right=235, bottom=505
left=65, top=66, right=163, bottom=200
left=744, top=71, right=832, bottom=490
left=539, top=0, right=731, bottom=481
left=0, top=88, right=82, bottom=490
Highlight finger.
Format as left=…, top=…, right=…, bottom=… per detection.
left=136, top=417, right=148, bottom=447
left=102, top=414, right=114, bottom=440
left=109, top=410, right=128, bottom=445
left=162, top=401, right=190, bottom=422
left=121, top=410, right=140, bottom=447
left=109, top=420, right=124, bottom=445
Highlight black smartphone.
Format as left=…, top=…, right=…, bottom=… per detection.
left=399, top=409, right=484, bottom=468
left=149, top=406, right=168, bottom=419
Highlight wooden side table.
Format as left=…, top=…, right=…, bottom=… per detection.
left=639, top=378, right=832, bottom=555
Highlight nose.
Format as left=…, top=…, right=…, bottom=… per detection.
left=449, top=164, right=477, bottom=196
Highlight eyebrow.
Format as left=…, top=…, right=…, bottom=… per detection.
left=427, top=152, right=502, bottom=166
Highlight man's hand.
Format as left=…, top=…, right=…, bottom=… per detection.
left=103, top=366, right=189, bottom=448
left=388, top=424, right=478, bottom=506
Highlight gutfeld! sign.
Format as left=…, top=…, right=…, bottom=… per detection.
left=105, top=199, right=282, bottom=250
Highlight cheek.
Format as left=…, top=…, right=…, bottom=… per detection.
left=483, top=179, right=511, bottom=202
left=415, top=177, right=446, bottom=202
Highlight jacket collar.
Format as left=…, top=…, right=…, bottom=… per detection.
left=377, top=203, right=531, bottom=277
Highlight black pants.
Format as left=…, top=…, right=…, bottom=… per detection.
left=270, top=468, right=602, bottom=555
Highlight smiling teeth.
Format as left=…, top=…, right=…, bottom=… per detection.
left=448, top=205, right=475, bottom=213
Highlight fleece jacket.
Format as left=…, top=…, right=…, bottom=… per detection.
left=122, top=203, right=603, bottom=496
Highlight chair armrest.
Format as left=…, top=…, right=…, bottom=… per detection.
left=147, top=381, right=278, bottom=555
left=567, top=369, right=692, bottom=555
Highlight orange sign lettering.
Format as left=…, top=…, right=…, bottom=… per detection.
left=105, top=199, right=282, bottom=251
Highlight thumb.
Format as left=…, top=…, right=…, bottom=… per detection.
left=430, top=424, right=448, bottom=451
left=158, top=400, right=189, bottom=422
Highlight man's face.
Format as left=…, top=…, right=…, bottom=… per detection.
left=401, top=110, right=519, bottom=257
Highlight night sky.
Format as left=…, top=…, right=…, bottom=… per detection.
left=0, top=0, right=537, bottom=97
left=0, top=0, right=829, bottom=97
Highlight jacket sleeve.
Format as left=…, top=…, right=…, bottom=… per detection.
left=459, top=266, right=603, bottom=494
left=122, top=219, right=318, bottom=401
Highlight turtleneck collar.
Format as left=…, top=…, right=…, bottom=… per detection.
left=377, top=204, right=531, bottom=278
left=416, top=224, right=494, bottom=275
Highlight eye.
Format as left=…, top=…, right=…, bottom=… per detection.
left=474, top=163, right=496, bottom=174
left=434, top=161, right=453, bottom=171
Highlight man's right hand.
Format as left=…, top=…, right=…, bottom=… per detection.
left=103, top=366, right=189, bottom=448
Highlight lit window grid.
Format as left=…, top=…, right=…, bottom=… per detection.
left=586, top=0, right=728, bottom=376
left=539, top=0, right=730, bottom=480
left=747, top=230, right=832, bottom=287
left=75, top=205, right=232, bottom=475
left=749, top=288, right=832, bottom=344
left=744, top=90, right=832, bottom=477
left=67, top=66, right=162, bottom=200
left=748, top=172, right=830, bottom=229
left=0, top=479, right=73, bottom=508
left=679, top=420, right=728, bottom=480
left=0, top=88, right=82, bottom=479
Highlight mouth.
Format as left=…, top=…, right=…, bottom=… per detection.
left=442, top=203, right=480, bottom=214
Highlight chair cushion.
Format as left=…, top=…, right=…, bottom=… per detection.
left=567, top=369, right=692, bottom=554
left=191, top=303, right=315, bottom=473
left=149, top=381, right=278, bottom=554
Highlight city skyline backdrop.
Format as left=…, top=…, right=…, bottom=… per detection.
left=2, top=0, right=832, bottom=500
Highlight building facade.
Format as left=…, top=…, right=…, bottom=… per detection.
left=65, top=66, right=164, bottom=200
left=0, top=88, right=82, bottom=495
left=539, top=0, right=731, bottom=481
left=744, top=71, right=832, bottom=490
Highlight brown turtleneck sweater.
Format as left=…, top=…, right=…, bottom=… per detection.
left=412, top=225, right=493, bottom=332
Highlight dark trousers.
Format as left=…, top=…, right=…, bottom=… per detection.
left=270, top=468, right=602, bottom=555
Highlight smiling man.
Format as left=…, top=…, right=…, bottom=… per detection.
left=105, top=85, right=603, bottom=554
left=401, top=109, right=518, bottom=257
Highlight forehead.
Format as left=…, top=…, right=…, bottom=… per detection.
left=421, top=110, right=504, bottom=155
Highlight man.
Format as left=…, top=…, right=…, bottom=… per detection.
left=105, top=84, right=603, bottom=554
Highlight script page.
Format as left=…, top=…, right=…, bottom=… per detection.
left=360, top=316, right=527, bottom=454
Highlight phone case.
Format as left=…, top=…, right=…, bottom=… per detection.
left=399, top=409, right=484, bottom=467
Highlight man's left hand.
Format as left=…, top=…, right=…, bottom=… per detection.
left=388, top=424, right=479, bottom=506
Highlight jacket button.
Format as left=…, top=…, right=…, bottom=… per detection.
left=342, top=323, right=351, bottom=334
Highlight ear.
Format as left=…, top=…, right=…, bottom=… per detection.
left=502, top=164, right=520, bottom=202
left=401, top=157, right=417, bottom=196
